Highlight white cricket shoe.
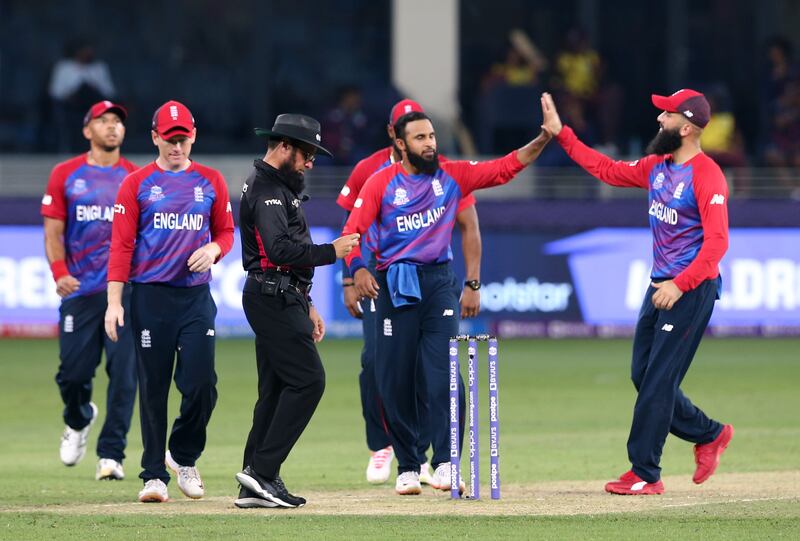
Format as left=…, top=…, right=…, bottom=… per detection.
left=366, top=446, right=394, bottom=484
left=138, top=479, right=169, bottom=503
left=59, top=402, right=98, bottom=466
left=395, top=471, right=422, bottom=495
left=166, top=450, right=204, bottom=499
left=430, top=463, right=465, bottom=493
left=418, top=463, right=433, bottom=485
left=96, top=458, right=125, bottom=480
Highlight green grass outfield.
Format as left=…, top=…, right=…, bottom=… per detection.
left=1, top=337, right=798, bottom=539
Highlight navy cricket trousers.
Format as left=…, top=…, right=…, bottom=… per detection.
left=374, top=263, right=465, bottom=474
left=130, top=283, right=218, bottom=484
left=56, top=288, right=137, bottom=461
left=628, top=278, right=723, bottom=482
left=359, top=296, right=433, bottom=460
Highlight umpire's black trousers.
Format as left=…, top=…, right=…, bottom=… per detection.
left=241, top=278, right=326, bottom=479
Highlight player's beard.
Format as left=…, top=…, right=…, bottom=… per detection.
left=406, top=148, right=440, bottom=175
left=100, top=144, right=119, bottom=152
left=278, top=160, right=306, bottom=194
left=645, top=127, right=683, bottom=155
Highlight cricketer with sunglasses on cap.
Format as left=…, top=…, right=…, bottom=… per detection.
left=541, top=89, right=734, bottom=496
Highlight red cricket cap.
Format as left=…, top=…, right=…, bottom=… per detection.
left=389, top=99, right=425, bottom=126
left=151, top=100, right=195, bottom=139
left=651, top=89, right=711, bottom=128
left=83, top=100, right=127, bottom=125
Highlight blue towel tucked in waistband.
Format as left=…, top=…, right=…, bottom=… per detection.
left=386, top=262, right=421, bottom=307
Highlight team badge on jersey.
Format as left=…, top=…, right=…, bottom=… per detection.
left=149, top=185, right=165, bottom=202
left=673, top=181, right=685, bottom=200
left=194, top=186, right=204, bottom=202
left=393, top=187, right=409, bottom=206
left=73, top=178, right=88, bottom=194
left=652, top=172, right=665, bottom=190
left=432, top=179, right=444, bottom=197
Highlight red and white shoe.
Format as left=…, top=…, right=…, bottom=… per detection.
left=605, top=470, right=664, bottom=495
left=693, top=424, right=734, bottom=484
left=366, top=446, right=394, bottom=484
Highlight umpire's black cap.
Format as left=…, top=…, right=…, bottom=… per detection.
left=255, top=114, right=332, bottom=157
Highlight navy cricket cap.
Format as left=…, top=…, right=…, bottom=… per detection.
left=651, top=89, right=711, bottom=128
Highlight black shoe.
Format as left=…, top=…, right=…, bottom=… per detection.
left=234, top=485, right=279, bottom=508
left=235, top=466, right=306, bottom=508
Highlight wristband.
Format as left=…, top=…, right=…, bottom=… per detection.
left=50, top=260, right=69, bottom=282
left=342, top=283, right=354, bottom=287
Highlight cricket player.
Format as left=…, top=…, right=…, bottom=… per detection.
left=42, top=100, right=138, bottom=481
left=541, top=90, right=734, bottom=495
left=343, top=111, right=551, bottom=495
left=337, top=99, right=483, bottom=485
left=105, top=100, right=235, bottom=503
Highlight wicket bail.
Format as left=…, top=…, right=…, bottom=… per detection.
left=449, top=334, right=501, bottom=500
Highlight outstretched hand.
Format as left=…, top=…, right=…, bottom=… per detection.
left=540, top=92, right=563, bottom=137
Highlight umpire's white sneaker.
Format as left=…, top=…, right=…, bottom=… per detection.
left=96, top=458, right=125, bottom=480
left=395, top=471, right=422, bottom=495
left=138, top=479, right=169, bottom=503
left=59, top=402, right=98, bottom=466
left=366, top=446, right=394, bottom=484
left=430, top=463, right=465, bottom=493
left=165, top=451, right=204, bottom=499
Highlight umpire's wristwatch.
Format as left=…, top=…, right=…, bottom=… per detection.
left=464, top=279, right=481, bottom=291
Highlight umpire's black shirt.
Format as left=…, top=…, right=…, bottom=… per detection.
left=240, top=159, right=336, bottom=284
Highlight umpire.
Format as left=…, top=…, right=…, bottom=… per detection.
left=235, top=114, right=360, bottom=509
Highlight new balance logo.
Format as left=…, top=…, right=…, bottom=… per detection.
left=42, top=194, right=53, bottom=206
left=206, top=329, right=215, bottom=336
left=443, top=309, right=454, bottom=316
left=661, top=324, right=674, bottom=332
left=710, top=194, right=725, bottom=205
left=141, top=330, right=152, bottom=348
left=383, top=318, right=393, bottom=336
left=114, top=203, right=125, bottom=215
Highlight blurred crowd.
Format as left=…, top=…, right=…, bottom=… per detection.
left=6, top=22, right=800, bottom=198
left=472, top=30, right=800, bottom=198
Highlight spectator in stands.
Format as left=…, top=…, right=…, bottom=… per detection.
left=477, top=30, right=546, bottom=154
left=701, top=88, right=748, bottom=194
left=322, top=86, right=369, bottom=166
left=482, top=29, right=548, bottom=91
left=554, top=28, right=600, bottom=102
left=49, top=39, right=117, bottom=153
